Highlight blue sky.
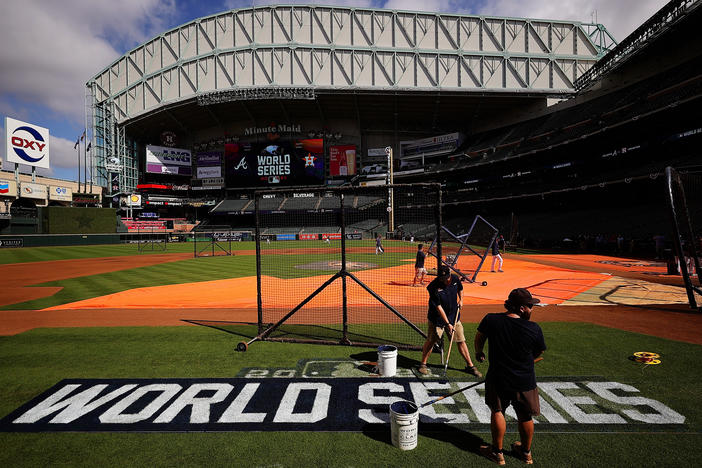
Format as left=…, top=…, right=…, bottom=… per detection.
left=0, top=0, right=668, bottom=182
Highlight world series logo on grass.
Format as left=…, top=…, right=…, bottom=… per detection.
left=0, top=360, right=685, bottom=433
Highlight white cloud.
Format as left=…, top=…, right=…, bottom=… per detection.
left=382, top=0, right=471, bottom=14
left=0, top=0, right=177, bottom=125
left=475, top=0, right=669, bottom=43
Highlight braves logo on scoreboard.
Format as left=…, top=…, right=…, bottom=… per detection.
left=5, top=117, right=50, bottom=169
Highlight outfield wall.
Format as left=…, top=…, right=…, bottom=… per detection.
left=41, top=207, right=118, bottom=234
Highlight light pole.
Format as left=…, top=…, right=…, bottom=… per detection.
left=385, top=146, right=394, bottom=233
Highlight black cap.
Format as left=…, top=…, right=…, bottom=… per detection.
left=506, top=288, right=540, bottom=307
left=438, top=266, right=451, bottom=278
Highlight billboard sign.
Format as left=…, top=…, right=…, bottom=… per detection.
left=196, top=152, right=222, bottom=167
left=49, top=186, right=72, bottom=202
left=400, top=132, right=463, bottom=158
left=226, top=139, right=324, bottom=187
left=5, top=117, right=50, bottom=169
left=110, top=172, right=120, bottom=194
left=329, top=145, right=356, bottom=176
left=191, top=178, right=224, bottom=190
left=197, top=166, right=222, bottom=178
left=0, top=180, right=17, bottom=196
left=146, top=145, right=192, bottom=176
left=19, top=182, right=47, bottom=200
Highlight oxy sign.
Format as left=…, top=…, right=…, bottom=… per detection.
left=5, top=117, right=50, bottom=169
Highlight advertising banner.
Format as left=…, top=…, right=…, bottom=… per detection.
left=276, top=234, right=296, bottom=241
left=19, top=182, right=47, bottom=200
left=146, top=145, right=192, bottom=176
left=191, top=178, right=224, bottom=190
left=0, top=180, right=17, bottom=197
left=197, top=166, right=222, bottom=178
left=5, top=117, right=50, bottom=169
left=0, top=239, right=23, bottom=248
left=322, top=233, right=342, bottom=240
left=226, top=139, right=324, bottom=187
left=400, top=132, right=462, bottom=158
left=299, top=233, right=319, bottom=240
left=49, top=186, right=72, bottom=202
left=329, top=145, right=356, bottom=176
left=129, top=194, right=142, bottom=208
left=110, top=172, right=120, bottom=194
left=196, top=152, right=222, bottom=167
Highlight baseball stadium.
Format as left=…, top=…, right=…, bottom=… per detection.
left=1, top=1, right=702, bottom=466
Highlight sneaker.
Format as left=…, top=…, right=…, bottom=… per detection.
left=480, top=445, right=505, bottom=466
left=498, top=269, right=504, bottom=272
left=511, top=441, right=533, bottom=464
left=465, top=365, right=483, bottom=378
left=417, top=364, right=429, bottom=375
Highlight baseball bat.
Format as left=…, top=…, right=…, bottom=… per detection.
left=443, top=306, right=461, bottom=373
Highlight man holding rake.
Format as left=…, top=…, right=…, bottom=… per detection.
left=474, top=288, right=546, bottom=465
left=417, top=267, right=482, bottom=377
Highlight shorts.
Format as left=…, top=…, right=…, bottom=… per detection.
left=484, top=380, right=540, bottom=422
left=427, top=320, right=465, bottom=344
left=415, top=267, right=427, bottom=274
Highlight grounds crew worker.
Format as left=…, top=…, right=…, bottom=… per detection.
left=474, top=287, right=546, bottom=465
left=417, top=267, right=482, bottom=377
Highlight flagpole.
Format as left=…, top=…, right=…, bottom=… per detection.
left=77, top=139, right=81, bottom=194
left=83, top=137, right=87, bottom=196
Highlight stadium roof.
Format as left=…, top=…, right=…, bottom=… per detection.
left=87, top=4, right=614, bottom=125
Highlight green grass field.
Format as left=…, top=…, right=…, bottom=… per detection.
left=0, top=324, right=701, bottom=467
left=1, top=243, right=701, bottom=466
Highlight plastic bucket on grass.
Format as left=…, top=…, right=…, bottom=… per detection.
left=389, top=400, right=419, bottom=450
left=377, top=345, right=398, bottom=377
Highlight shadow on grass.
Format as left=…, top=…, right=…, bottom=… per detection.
left=181, top=319, right=258, bottom=340
left=362, top=419, right=486, bottom=455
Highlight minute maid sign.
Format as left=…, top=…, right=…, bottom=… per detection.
left=5, top=117, right=50, bottom=169
left=0, top=373, right=685, bottom=432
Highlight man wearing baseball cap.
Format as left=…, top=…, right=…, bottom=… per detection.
left=417, top=267, right=482, bottom=377
left=474, top=288, right=546, bottom=465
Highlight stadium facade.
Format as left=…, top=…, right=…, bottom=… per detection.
left=86, top=4, right=615, bottom=220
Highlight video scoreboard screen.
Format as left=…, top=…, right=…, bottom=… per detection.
left=225, top=139, right=324, bottom=187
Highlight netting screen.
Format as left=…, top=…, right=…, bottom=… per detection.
left=428, top=215, right=498, bottom=283
left=256, top=184, right=441, bottom=349
left=192, top=226, right=234, bottom=257
left=666, top=167, right=702, bottom=309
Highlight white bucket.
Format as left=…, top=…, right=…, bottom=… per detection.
left=377, top=345, right=398, bottom=377
left=390, top=400, right=419, bottom=450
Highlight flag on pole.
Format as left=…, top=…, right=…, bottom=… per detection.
left=80, top=130, right=86, bottom=142
left=86, top=142, right=91, bottom=151
left=74, top=139, right=80, bottom=149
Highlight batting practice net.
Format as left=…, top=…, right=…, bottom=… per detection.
left=666, top=166, right=702, bottom=310
left=192, top=225, right=234, bottom=257
left=428, top=215, right=498, bottom=283
left=253, top=184, right=442, bottom=350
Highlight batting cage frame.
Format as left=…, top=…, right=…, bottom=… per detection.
left=427, top=215, right=498, bottom=284
left=665, top=166, right=702, bottom=311
left=136, top=226, right=168, bottom=252
left=238, top=183, right=444, bottom=352
left=192, top=225, right=234, bottom=258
